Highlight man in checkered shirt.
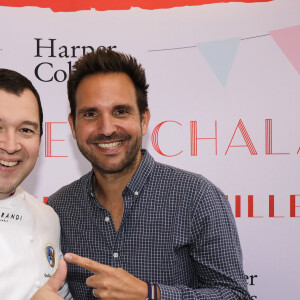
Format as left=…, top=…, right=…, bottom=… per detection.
left=32, top=48, right=250, bottom=300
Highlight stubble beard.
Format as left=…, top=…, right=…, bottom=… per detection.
left=76, top=134, right=142, bottom=176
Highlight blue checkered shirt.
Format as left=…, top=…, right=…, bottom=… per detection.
left=47, top=150, right=250, bottom=299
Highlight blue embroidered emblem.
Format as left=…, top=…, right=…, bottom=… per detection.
left=46, top=245, right=55, bottom=268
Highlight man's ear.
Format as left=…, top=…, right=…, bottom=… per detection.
left=141, top=109, right=150, bottom=136
left=68, top=114, right=76, bottom=139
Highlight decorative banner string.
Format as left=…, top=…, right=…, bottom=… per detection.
left=148, top=33, right=270, bottom=52
left=147, top=25, right=300, bottom=85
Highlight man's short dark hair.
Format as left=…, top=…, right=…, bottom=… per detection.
left=68, top=48, right=149, bottom=121
left=0, top=68, right=43, bottom=136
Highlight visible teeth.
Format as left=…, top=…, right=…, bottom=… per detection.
left=0, top=160, right=18, bottom=167
left=97, top=141, right=121, bottom=149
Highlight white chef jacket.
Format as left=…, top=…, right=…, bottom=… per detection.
left=0, top=186, right=72, bottom=300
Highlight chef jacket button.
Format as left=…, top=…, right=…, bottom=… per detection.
left=35, top=280, right=41, bottom=287
left=28, top=235, right=34, bottom=242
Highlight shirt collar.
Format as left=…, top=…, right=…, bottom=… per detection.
left=9, top=190, right=16, bottom=197
left=126, top=149, right=155, bottom=195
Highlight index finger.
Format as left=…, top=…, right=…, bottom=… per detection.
left=64, top=253, right=109, bottom=274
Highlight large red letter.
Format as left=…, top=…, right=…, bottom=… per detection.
left=290, top=195, right=300, bottom=217
left=45, top=122, right=68, bottom=157
left=151, top=121, right=183, bottom=157
left=248, top=195, right=263, bottom=218
left=269, top=195, right=284, bottom=218
left=235, top=195, right=241, bottom=218
left=225, top=119, right=257, bottom=155
left=190, top=121, right=217, bottom=156
left=265, top=119, right=289, bottom=155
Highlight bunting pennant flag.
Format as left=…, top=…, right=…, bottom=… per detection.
left=197, top=37, right=241, bottom=86
left=270, top=25, right=300, bottom=75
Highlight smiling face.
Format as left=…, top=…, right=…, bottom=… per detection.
left=69, top=73, right=150, bottom=177
left=0, top=89, right=41, bottom=199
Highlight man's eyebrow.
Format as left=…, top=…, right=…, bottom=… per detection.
left=0, top=119, right=39, bottom=131
left=114, top=104, right=133, bottom=110
left=77, top=106, right=97, bottom=115
left=77, top=104, right=134, bottom=115
left=21, top=121, right=39, bottom=129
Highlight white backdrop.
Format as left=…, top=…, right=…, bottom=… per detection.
left=0, top=0, right=299, bottom=298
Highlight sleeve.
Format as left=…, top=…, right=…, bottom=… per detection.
left=57, top=251, right=74, bottom=300
left=158, top=185, right=250, bottom=300
left=53, top=210, right=73, bottom=300
left=58, top=281, right=73, bottom=300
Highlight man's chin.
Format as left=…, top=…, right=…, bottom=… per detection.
left=94, top=163, right=129, bottom=175
left=80, top=143, right=142, bottom=176
left=93, top=156, right=140, bottom=176
left=0, top=184, right=18, bottom=199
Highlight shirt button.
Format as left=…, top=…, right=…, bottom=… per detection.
left=104, top=217, right=110, bottom=223
left=134, top=191, right=139, bottom=196
left=113, top=253, right=119, bottom=259
left=28, top=235, right=34, bottom=242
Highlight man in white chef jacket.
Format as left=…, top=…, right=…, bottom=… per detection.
left=0, top=68, right=71, bottom=300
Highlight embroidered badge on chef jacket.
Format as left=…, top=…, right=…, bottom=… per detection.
left=45, top=244, right=56, bottom=268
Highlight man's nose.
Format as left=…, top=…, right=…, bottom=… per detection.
left=98, top=114, right=118, bottom=137
left=0, top=131, right=22, bottom=154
